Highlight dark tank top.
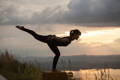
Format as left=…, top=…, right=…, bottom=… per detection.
left=47, top=35, right=71, bottom=46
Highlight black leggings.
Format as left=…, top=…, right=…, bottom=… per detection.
left=22, top=28, right=60, bottom=71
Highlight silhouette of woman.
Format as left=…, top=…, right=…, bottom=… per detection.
left=16, top=25, right=81, bottom=71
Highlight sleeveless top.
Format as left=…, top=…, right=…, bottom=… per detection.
left=47, top=35, right=71, bottom=46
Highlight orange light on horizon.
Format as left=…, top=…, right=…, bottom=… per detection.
left=79, top=28, right=120, bottom=44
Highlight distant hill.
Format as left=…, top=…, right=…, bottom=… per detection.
left=17, top=55, right=120, bottom=71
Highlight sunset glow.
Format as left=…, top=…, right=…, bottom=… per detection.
left=56, top=28, right=120, bottom=44
left=56, top=31, right=70, bottom=37
left=80, top=28, right=120, bottom=44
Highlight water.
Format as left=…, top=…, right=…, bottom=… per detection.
left=66, top=69, right=120, bottom=80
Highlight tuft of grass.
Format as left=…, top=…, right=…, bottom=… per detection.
left=0, top=50, right=43, bottom=80
left=94, top=69, right=114, bottom=80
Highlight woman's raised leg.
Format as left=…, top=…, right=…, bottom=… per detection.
left=16, top=25, right=48, bottom=43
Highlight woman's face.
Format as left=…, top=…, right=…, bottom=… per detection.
left=75, top=34, right=80, bottom=40
left=72, top=34, right=80, bottom=40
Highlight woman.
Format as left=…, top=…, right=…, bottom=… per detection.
left=16, top=25, right=81, bottom=71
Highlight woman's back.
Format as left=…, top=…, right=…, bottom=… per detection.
left=47, top=35, right=71, bottom=46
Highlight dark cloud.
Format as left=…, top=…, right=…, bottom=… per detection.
left=28, top=0, right=120, bottom=26
left=31, top=6, right=67, bottom=25
left=0, top=0, right=64, bottom=25
left=0, top=5, right=29, bottom=25
left=0, top=0, right=120, bottom=26
left=63, top=0, right=120, bottom=26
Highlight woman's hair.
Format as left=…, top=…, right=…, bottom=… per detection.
left=70, top=29, right=81, bottom=36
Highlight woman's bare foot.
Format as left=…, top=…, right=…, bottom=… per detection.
left=52, top=69, right=61, bottom=72
left=16, top=25, right=25, bottom=30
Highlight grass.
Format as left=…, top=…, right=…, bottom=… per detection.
left=94, top=69, right=114, bottom=80
left=0, top=50, right=43, bottom=80
left=77, top=69, right=116, bottom=80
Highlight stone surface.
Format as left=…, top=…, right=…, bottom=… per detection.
left=42, top=71, right=69, bottom=80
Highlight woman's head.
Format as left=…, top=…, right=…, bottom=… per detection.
left=70, top=29, right=81, bottom=40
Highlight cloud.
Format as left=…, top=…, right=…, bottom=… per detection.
left=0, top=3, right=30, bottom=25
left=25, top=0, right=120, bottom=26
left=0, top=0, right=67, bottom=25
left=63, top=0, right=120, bottom=26
left=0, top=0, right=120, bottom=26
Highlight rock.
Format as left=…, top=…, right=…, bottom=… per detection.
left=42, top=71, right=69, bottom=80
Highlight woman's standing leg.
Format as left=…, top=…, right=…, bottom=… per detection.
left=47, top=43, right=60, bottom=71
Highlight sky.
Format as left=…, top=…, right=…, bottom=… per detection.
left=0, top=0, right=120, bottom=57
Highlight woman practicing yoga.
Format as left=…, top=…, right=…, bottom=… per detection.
left=16, top=25, right=81, bottom=71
